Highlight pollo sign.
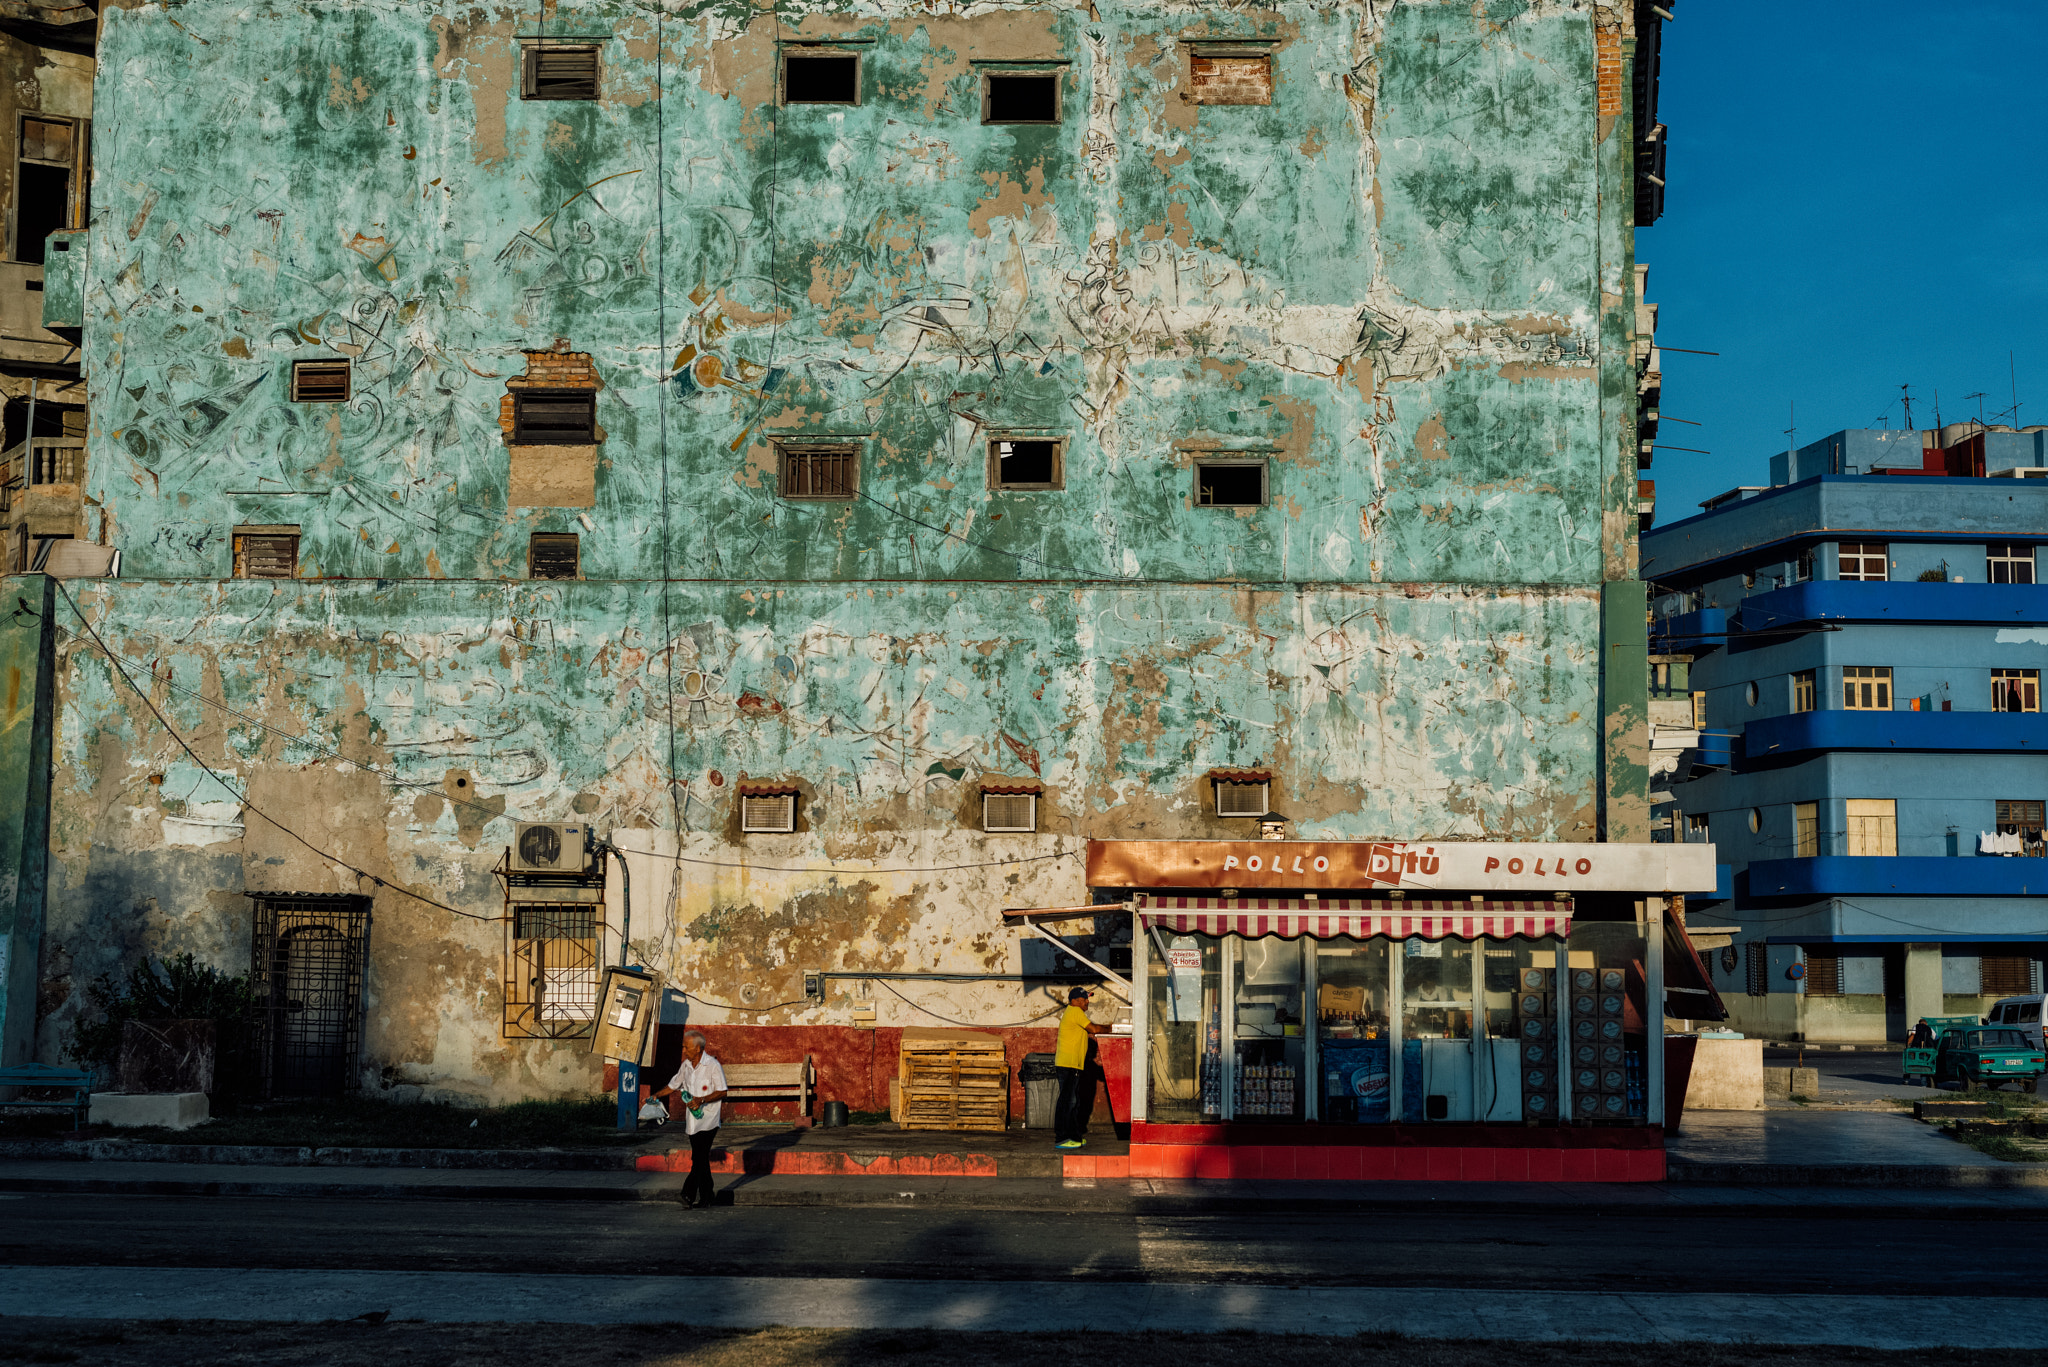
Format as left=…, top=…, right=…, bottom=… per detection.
left=1085, top=840, right=1716, bottom=893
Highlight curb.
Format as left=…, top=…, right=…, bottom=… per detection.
left=1667, top=1161, right=2048, bottom=1188
left=0, top=1140, right=644, bottom=1171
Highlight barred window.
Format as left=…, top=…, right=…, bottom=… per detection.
left=1745, top=942, right=1768, bottom=997
left=509, top=903, right=599, bottom=1032
left=779, top=444, right=858, bottom=501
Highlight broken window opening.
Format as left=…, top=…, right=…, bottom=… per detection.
left=529, top=532, right=580, bottom=580
left=1195, top=459, right=1266, bottom=508
left=779, top=444, right=859, bottom=500
left=982, top=792, right=1037, bottom=833
left=990, top=438, right=1062, bottom=490
left=983, top=73, right=1060, bottom=125
left=233, top=527, right=300, bottom=580
left=783, top=52, right=859, bottom=105
left=1187, top=49, right=1273, bottom=106
left=291, top=360, right=352, bottom=404
left=16, top=115, right=86, bottom=264
left=512, top=392, right=598, bottom=445
left=741, top=793, right=797, bottom=834
left=523, top=45, right=601, bottom=101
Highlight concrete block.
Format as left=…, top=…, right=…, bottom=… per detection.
left=1763, top=1066, right=1820, bottom=1099
left=90, top=1092, right=210, bottom=1130
left=1683, top=1037, right=1763, bottom=1110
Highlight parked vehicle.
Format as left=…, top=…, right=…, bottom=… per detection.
left=1986, top=994, right=2048, bottom=1051
left=1901, top=1024, right=2045, bottom=1092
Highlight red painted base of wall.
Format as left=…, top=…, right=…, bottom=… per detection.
left=636, top=1149, right=1000, bottom=1177
left=1124, top=1121, right=1666, bottom=1182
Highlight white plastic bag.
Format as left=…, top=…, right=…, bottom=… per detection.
left=637, top=1097, right=670, bottom=1123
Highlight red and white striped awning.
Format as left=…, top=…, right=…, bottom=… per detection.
left=1136, top=895, right=1569, bottom=941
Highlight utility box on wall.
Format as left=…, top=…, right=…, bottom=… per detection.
left=589, top=966, right=661, bottom=1063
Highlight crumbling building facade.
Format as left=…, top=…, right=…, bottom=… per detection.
left=3, top=0, right=1675, bottom=1108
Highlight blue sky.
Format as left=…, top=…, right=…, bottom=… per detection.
left=1635, top=2, right=2048, bottom=519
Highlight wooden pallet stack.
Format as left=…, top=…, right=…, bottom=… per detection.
left=896, top=1027, right=1009, bottom=1132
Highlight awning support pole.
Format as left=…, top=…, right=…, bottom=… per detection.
left=1025, top=922, right=1132, bottom=1002
left=1648, top=897, right=1667, bottom=1128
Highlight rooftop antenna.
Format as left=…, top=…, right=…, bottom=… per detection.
left=2003, top=351, right=2024, bottom=429
left=1965, top=391, right=1988, bottom=431
left=1933, top=388, right=1943, bottom=431
left=1784, top=400, right=1796, bottom=459
left=1900, top=383, right=1914, bottom=432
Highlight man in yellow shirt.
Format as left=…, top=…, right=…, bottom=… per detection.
left=1054, top=986, right=1109, bottom=1149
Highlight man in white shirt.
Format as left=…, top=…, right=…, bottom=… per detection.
left=652, top=1029, right=729, bottom=1209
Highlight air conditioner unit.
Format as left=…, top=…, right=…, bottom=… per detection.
left=511, top=822, right=591, bottom=873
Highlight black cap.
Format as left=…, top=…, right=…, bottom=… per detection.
left=1069, top=986, right=1092, bottom=1001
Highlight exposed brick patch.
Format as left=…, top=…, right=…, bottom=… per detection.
left=499, top=336, right=604, bottom=438
left=1596, top=27, right=1623, bottom=116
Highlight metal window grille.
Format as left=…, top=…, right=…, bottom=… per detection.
left=1988, top=542, right=2036, bottom=585
left=529, top=532, right=579, bottom=579
left=252, top=895, right=370, bottom=1098
left=1792, top=670, right=1815, bottom=713
left=1842, top=666, right=1891, bottom=711
left=28, top=441, right=78, bottom=484
left=1993, top=669, right=2040, bottom=713
left=1996, top=800, right=2045, bottom=851
left=1215, top=781, right=1269, bottom=818
left=233, top=531, right=299, bottom=579
left=523, top=45, right=600, bottom=100
left=512, top=392, right=597, bottom=444
left=291, top=360, right=351, bottom=404
left=1804, top=956, right=1841, bottom=996
left=1838, top=542, right=1888, bottom=581
left=741, top=793, right=797, bottom=833
left=1982, top=957, right=2034, bottom=997
left=780, top=446, right=857, bottom=500
left=1745, top=941, right=1768, bottom=997
left=982, top=792, right=1036, bottom=833
left=505, top=903, right=600, bottom=1038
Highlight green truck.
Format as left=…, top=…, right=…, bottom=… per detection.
left=1901, top=1017, right=2046, bottom=1092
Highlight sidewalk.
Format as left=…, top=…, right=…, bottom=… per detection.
left=1667, top=1109, right=2048, bottom=1186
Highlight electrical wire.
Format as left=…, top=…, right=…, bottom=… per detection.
left=872, top=978, right=1066, bottom=1028
left=677, top=988, right=811, bottom=1013
left=846, top=482, right=1126, bottom=581
left=55, top=581, right=499, bottom=923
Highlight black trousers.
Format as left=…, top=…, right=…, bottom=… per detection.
left=684, top=1127, right=719, bottom=1206
left=1054, top=1066, right=1091, bottom=1142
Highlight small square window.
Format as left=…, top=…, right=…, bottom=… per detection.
left=782, top=51, right=859, bottom=105
left=1215, top=780, right=1269, bottom=818
left=512, top=391, right=597, bottom=445
left=523, top=45, right=600, bottom=101
left=1195, top=459, right=1266, bottom=508
left=779, top=443, right=859, bottom=500
left=1989, top=542, right=2037, bottom=585
left=982, top=792, right=1037, bottom=833
left=741, top=793, right=797, bottom=833
left=1187, top=48, right=1273, bottom=106
left=291, top=360, right=351, bottom=404
left=983, top=72, right=1060, bottom=124
left=233, top=527, right=299, bottom=579
left=1842, top=666, right=1891, bottom=711
left=989, top=437, right=1062, bottom=490
left=530, top=532, right=580, bottom=580
left=1838, top=542, right=1888, bottom=581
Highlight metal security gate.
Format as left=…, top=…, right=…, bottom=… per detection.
left=252, top=894, right=371, bottom=1097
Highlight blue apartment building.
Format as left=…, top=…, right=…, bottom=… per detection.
left=1643, top=425, right=2048, bottom=1042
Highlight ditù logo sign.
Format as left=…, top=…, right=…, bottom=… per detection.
left=1211, top=843, right=1440, bottom=885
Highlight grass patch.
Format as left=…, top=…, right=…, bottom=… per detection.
left=100, top=1095, right=644, bottom=1150
left=0, top=1322, right=2007, bottom=1367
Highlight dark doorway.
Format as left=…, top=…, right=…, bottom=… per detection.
left=253, top=895, right=371, bottom=1097
left=16, top=163, right=68, bottom=264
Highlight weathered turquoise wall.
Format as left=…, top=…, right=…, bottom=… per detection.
left=1, top=574, right=54, bottom=1068
left=38, top=0, right=1647, bottom=1096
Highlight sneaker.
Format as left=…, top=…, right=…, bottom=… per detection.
left=1056, top=1139, right=1084, bottom=1149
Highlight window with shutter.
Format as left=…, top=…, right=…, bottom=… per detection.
left=529, top=532, right=580, bottom=580
left=1981, top=956, right=2034, bottom=997
left=523, top=45, right=600, bottom=100
left=779, top=444, right=859, bottom=500
left=1844, top=799, right=1896, bottom=857
left=1215, top=781, right=1269, bottom=818
left=740, top=794, right=796, bottom=833
left=1794, top=802, right=1818, bottom=857
left=233, top=529, right=299, bottom=579
left=512, top=392, right=597, bottom=445
left=1745, top=942, right=1768, bottom=997
left=982, top=793, right=1037, bottom=833
left=1803, top=956, right=1841, bottom=996
left=291, top=360, right=351, bottom=404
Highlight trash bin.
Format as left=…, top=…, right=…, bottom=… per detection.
left=1021, top=1052, right=1060, bottom=1130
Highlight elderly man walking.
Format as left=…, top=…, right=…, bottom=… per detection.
left=652, top=1029, right=729, bottom=1210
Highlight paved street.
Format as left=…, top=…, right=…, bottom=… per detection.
left=6, top=1189, right=2047, bottom=1296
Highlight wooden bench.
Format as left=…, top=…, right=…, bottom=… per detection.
left=722, top=1055, right=814, bottom=1119
left=0, top=1062, right=94, bottom=1132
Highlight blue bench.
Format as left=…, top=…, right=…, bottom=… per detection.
left=0, top=1062, right=94, bottom=1132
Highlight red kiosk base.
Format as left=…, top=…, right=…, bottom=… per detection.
left=1119, top=1121, right=1666, bottom=1182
